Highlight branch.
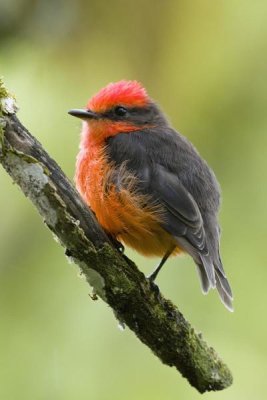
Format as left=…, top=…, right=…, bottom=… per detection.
left=0, top=79, right=232, bottom=393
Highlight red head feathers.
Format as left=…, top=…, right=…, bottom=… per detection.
left=87, top=80, right=149, bottom=113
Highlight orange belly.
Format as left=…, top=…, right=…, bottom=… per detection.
left=75, top=144, right=182, bottom=257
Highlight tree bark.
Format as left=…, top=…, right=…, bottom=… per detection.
left=0, top=79, right=233, bottom=393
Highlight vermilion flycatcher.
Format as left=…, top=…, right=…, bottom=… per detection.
left=69, top=80, right=233, bottom=311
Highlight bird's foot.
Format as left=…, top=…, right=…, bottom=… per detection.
left=146, top=262, right=163, bottom=283
left=146, top=274, right=160, bottom=297
left=108, top=235, right=125, bottom=254
left=147, top=270, right=158, bottom=282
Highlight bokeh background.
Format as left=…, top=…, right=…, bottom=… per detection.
left=1, top=1, right=267, bottom=399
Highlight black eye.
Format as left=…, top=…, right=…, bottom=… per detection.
left=114, top=106, right=128, bottom=116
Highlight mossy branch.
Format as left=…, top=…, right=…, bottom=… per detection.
left=0, top=79, right=232, bottom=393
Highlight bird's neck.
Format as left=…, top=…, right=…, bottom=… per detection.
left=80, top=120, right=143, bottom=149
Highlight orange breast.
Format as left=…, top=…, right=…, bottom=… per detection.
left=75, top=141, right=182, bottom=257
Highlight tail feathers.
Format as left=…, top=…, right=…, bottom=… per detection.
left=196, top=263, right=210, bottom=293
left=199, top=253, right=216, bottom=289
left=215, top=269, right=234, bottom=312
left=175, top=235, right=233, bottom=311
left=196, top=257, right=233, bottom=312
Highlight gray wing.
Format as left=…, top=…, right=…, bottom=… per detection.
left=150, top=165, right=216, bottom=288
left=149, top=164, right=233, bottom=310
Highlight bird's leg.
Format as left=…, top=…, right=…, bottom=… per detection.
left=147, top=246, right=176, bottom=282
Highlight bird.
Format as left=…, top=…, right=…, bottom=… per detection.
left=69, top=80, right=233, bottom=311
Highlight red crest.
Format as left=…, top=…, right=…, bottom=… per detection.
left=87, top=80, right=149, bottom=112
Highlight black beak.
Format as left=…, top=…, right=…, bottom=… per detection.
left=68, top=109, right=98, bottom=119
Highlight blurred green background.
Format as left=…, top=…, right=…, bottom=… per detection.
left=1, top=1, right=267, bottom=399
